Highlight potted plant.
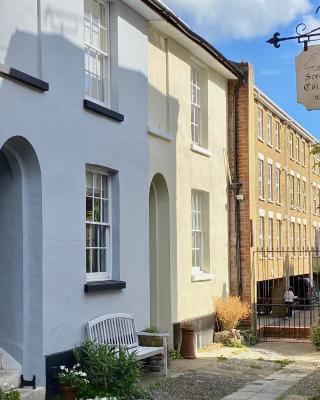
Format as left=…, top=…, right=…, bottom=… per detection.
left=180, top=321, right=196, bottom=359
left=0, top=383, right=21, bottom=400
left=138, top=327, right=164, bottom=372
left=58, top=365, right=88, bottom=400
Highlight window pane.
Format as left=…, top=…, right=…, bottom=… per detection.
left=100, top=249, right=106, bottom=272
left=86, top=197, right=93, bottom=221
left=92, top=249, right=98, bottom=273
left=86, top=224, right=92, bottom=247
left=94, top=173, right=101, bottom=197
left=94, top=198, right=101, bottom=222
left=102, top=174, right=108, bottom=198
left=86, top=170, right=93, bottom=195
left=86, top=249, right=91, bottom=273
left=102, top=199, right=108, bottom=223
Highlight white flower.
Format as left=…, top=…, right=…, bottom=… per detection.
left=2, top=383, right=9, bottom=388
left=76, top=363, right=80, bottom=367
left=60, top=366, right=66, bottom=370
left=10, top=385, right=15, bottom=389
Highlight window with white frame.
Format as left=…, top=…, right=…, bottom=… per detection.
left=276, top=219, right=282, bottom=252
left=290, top=222, right=295, bottom=251
left=297, top=223, right=301, bottom=252
left=266, top=114, right=272, bottom=145
left=313, top=226, right=317, bottom=250
left=84, top=0, right=109, bottom=104
left=296, top=178, right=301, bottom=209
left=289, top=175, right=294, bottom=207
left=191, top=66, right=202, bottom=146
left=268, top=218, right=273, bottom=250
left=303, top=224, right=307, bottom=251
left=318, top=189, right=320, bottom=215
left=302, top=180, right=306, bottom=211
left=192, top=191, right=204, bottom=272
left=257, top=108, right=263, bottom=140
left=275, top=168, right=281, bottom=203
left=296, top=137, right=300, bottom=162
left=267, top=163, right=272, bottom=201
left=301, top=141, right=305, bottom=165
left=258, top=159, right=264, bottom=198
left=86, top=168, right=111, bottom=281
left=289, top=132, right=294, bottom=159
left=275, top=121, right=280, bottom=150
left=259, top=216, right=265, bottom=249
left=312, top=185, right=317, bottom=215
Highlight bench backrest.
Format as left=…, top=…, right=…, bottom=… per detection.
left=87, top=313, right=139, bottom=349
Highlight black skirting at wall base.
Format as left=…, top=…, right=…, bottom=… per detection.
left=45, top=349, right=75, bottom=398
left=0, top=63, right=49, bottom=91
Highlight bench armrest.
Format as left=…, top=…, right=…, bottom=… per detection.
left=137, top=331, right=170, bottom=337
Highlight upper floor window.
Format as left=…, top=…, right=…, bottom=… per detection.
left=86, top=167, right=111, bottom=281
left=275, top=121, right=280, bottom=151
left=266, top=114, right=272, bottom=146
left=296, top=178, right=301, bottom=209
left=191, top=191, right=204, bottom=272
left=301, top=141, right=305, bottom=165
left=303, top=224, right=307, bottom=251
left=290, top=222, right=295, bottom=251
left=289, top=175, right=294, bottom=207
left=257, top=108, right=263, bottom=140
left=275, top=167, right=281, bottom=203
left=312, top=185, right=317, bottom=215
left=191, top=66, right=202, bottom=146
left=296, top=137, right=300, bottom=163
left=289, top=132, right=294, bottom=159
left=267, top=163, right=273, bottom=201
left=268, top=218, right=273, bottom=250
left=258, top=159, right=264, bottom=198
left=276, top=219, right=282, bottom=251
left=302, top=180, right=306, bottom=211
left=84, top=0, right=109, bottom=105
left=259, top=217, right=265, bottom=249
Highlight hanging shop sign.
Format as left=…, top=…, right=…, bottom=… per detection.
left=296, top=44, right=320, bottom=110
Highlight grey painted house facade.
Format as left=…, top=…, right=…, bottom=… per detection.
left=0, top=0, right=156, bottom=386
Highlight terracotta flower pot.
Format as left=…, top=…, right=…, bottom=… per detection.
left=180, top=327, right=196, bottom=359
left=60, top=386, right=77, bottom=400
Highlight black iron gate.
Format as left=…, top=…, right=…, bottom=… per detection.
left=254, top=249, right=320, bottom=341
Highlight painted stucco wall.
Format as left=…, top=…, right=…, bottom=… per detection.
left=148, top=28, right=230, bottom=332
left=0, top=0, right=150, bottom=383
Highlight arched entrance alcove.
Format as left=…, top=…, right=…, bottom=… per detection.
left=0, top=136, right=43, bottom=381
left=149, top=173, right=171, bottom=334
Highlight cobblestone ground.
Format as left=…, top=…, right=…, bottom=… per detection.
left=285, top=370, right=320, bottom=399
left=149, top=372, right=249, bottom=400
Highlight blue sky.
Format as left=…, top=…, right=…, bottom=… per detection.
left=165, top=0, right=320, bottom=138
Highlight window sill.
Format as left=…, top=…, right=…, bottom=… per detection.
left=275, top=148, right=281, bottom=153
left=258, top=137, right=264, bottom=143
left=267, top=143, right=273, bottom=148
left=148, top=126, right=173, bottom=141
left=190, top=143, right=212, bottom=157
left=191, top=272, right=214, bottom=282
left=276, top=202, right=282, bottom=206
left=259, top=196, right=265, bottom=201
left=0, top=62, right=49, bottom=91
left=83, top=99, right=124, bottom=122
left=84, top=280, right=126, bottom=293
left=268, top=200, right=274, bottom=204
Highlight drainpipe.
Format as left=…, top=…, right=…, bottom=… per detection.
left=231, top=78, right=244, bottom=297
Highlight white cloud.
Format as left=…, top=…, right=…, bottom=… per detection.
left=164, top=0, right=313, bottom=40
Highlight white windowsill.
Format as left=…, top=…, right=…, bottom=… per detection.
left=190, top=143, right=212, bottom=157
left=148, top=126, right=173, bottom=142
left=191, top=271, right=215, bottom=282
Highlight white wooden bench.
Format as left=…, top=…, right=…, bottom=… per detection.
left=87, top=313, right=169, bottom=375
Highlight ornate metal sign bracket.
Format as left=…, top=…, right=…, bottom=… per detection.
left=267, top=6, right=320, bottom=51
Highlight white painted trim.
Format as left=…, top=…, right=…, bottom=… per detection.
left=297, top=218, right=301, bottom=224
left=291, top=216, right=296, bottom=223
left=275, top=162, right=281, bottom=169
left=318, top=184, right=320, bottom=190
left=268, top=211, right=274, bottom=218
left=267, top=158, right=273, bottom=165
left=259, top=209, right=266, bottom=217
left=314, top=222, right=318, bottom=227
left=290, top=170, right=295, bottom=176
left=296, top=173, right=300, bottom=179
left=258, top=153, right=264, bottom=161
left=313, top=182, right=316, bottom=187
left=303, top=219, right=307, bottom=225
left=148, top=126, right=173, bottom=141
left=191, top=271, right=214, bottom=282
left=276, top=213, right=282, bottom=221
left=190, top=143, right=212, bottom=157
left=302, top=176, right=306, bottom=182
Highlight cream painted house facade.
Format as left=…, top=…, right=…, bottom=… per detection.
left=147, top=16, right=242, bottom=348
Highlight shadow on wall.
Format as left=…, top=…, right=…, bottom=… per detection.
left=0, top=5, right=180, bottom=387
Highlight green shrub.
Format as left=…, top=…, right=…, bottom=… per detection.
left=169, top=350, right=182, bottom=360
left=0, top=386, right=20, bottom=400
left=74, top=340, right=149, bottom=399
left=312, top=324, right=320, bottom=349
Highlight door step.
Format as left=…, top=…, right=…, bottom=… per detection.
left=18, top=387, right=45, bottom=400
